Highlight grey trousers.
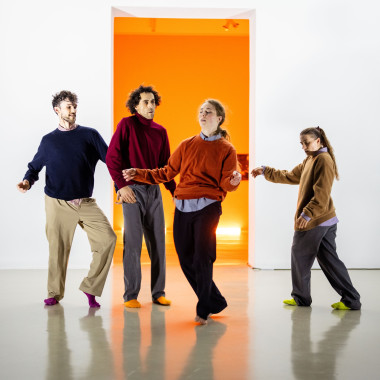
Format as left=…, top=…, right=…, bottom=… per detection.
left=122, top=184, right=166, bottom=302
left=291, top=224, right=361, bottom=309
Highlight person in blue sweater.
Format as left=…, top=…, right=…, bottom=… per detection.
left=17, top=90, right=116, bottom=307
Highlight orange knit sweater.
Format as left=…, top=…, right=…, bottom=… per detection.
left=133, top=135, right=240, bottom=201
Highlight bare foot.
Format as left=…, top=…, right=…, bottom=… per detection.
left=194, top=315, right=208, bottom=325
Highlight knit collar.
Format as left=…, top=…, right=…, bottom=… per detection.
left=58, top=123, right=78, bottom=132
left=135, top=112, right=154, bottom=127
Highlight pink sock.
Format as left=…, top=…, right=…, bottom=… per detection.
left=84, top=292, right=101, bottom=308
left=44, top=297, right=58, bottom=306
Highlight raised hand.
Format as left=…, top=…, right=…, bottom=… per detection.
left=17, top=179, right=30, bottom=193
left=251, top=167, right=264, bottom=178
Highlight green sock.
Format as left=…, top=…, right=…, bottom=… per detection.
left=283, top=299, right=297, bottom=306
left=331, top=301, right=351, bottom=310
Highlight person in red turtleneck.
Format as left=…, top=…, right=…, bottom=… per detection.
left=106, top=85, right=176, bottom=309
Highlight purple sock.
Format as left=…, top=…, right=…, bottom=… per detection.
left=84, top=292, right=101, bottom=308
left=44, top=297, right=58, bottom=306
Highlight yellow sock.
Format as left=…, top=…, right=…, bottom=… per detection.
left=283, top=299, right=297, bottom=306
left=331, top=301, right=351, bottom=310
left=153, top=296, right=171, bottom=306
left=124, top=299, right=141, bottom=308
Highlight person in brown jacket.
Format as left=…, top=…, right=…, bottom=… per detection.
left=251, top=127, right=361, bottom=310
left=123, top=99, right=242, bottom=324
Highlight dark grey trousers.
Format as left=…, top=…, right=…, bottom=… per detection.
left=291, top=224, right=361, bottom=309
left=122, top=184, right=166, bottom=302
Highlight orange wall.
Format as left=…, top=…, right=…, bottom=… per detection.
left=113, top=18, right=249, bottom=261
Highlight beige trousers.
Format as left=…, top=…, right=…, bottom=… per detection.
left=45, top=195, right=116, bottom=300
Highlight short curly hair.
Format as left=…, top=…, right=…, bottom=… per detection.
left=52, top=90, right=78, bottom=110
left=126, top=85, right=161, bottom=114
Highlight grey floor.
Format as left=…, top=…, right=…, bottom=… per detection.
left=1, top=266, right=380, bottom=379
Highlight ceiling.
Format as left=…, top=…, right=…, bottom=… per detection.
left=114, top=17, right=249, bottom=37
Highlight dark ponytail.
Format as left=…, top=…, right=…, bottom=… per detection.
left=300, top=126, right=339, bottom=180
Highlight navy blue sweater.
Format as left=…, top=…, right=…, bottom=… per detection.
left=23, top=126, right=108, bottom=200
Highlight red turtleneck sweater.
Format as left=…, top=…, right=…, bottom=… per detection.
left=106, top=113, right=176, bottom=195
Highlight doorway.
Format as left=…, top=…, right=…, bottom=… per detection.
left=112, top=16, right=250, bottom=265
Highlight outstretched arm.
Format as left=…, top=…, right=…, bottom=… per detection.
left=123, top=143, right=182, bottom=185
left=256, top=162, right=304, bottom=185
left=122, top=163, right=179, bottom=185
left=251, top=167, right=264, bottom=178
left=21, top=139, right=47, bottom=190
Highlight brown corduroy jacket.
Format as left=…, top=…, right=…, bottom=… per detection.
left=264, top=152, right=336, bottom=231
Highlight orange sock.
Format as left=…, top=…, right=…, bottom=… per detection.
left=124, top=299, right=141, bottom=308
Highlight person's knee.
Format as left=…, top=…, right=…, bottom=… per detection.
left=193, top=255, right=212, bottom=271
left=95, top=228, right=117, bottom=248
left=107, top=229, right=117, bottom=246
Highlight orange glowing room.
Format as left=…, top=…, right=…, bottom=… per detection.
left=112, top=17, right=250, bottom=266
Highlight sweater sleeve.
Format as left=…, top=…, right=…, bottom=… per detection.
left=92, top=130, right=108, bottom=163
left=264, top=162, right=304, bottom=184
left=134, top=143, right=182, bottom=185
left=302, top=155, right=335, bottom=219
left=220, top=146, right=239, bottom=192
left=106, top=120, right=129, bottom=190
left=23, top=138, right=47, bottom=189
left=159, top=129, right=177, bottom=196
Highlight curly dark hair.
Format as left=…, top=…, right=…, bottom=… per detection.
left=52, top=90, right=78, bottom=110
left=126, top=85, right=161, bottom=114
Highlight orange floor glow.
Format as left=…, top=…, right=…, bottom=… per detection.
left=110, top=263, right=249, bottom=380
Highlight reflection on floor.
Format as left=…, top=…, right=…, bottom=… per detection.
left=112, top=230, right=249, bottom=266
left=0, top=267, right=379, bottom=379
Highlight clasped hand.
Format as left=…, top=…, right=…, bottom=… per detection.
left=230, top=170, right=242, bottom=186
left=123, top=168, right=136, bottom=182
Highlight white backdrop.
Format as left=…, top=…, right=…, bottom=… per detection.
left=0, top=0, right=379, bottom=269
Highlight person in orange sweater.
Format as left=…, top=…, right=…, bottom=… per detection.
left=123, top=99, right=242, bottom=324
left=251, top=127, right=361, bottom=310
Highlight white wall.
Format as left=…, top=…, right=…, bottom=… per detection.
left=0, top=0, right=379, bottom=269
left=0, top=0, right=114, bottom=268
left=251, top=0, right=380, bottom=268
